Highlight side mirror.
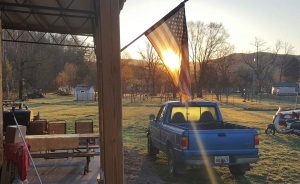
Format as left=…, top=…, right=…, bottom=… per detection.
left=149, top=114, right=156, bottom=122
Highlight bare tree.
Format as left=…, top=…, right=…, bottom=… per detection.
left=55, top=63, right=78, bottom=90
left=188, top=22, right=205, bottom=95
left=188, top=21, right=231, bottom=97
left=4, top=30, right=89, bottom=97
left=121, top=51, right=131, bottom=60
left=242, top=38, right=282, bottom=93
left=121, top=59, right=138, bottom=94
left=214, top=44, right=234, bottom=100
left=138, top=42, right=160, bottom=95
left=278, top=42, right=294, bottom=82
left=283, top=57, right=300, bottom=82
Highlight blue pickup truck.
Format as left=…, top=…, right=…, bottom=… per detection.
left=147, top=101, right=259, bottom=176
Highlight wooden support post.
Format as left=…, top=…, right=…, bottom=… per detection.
left=0, top=12, right=4, bottom=168
left=94, top=0, right=123, bottom=183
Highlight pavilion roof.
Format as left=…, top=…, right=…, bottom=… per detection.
left=0, top=0, right=126, bottom=35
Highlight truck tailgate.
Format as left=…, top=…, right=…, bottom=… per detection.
left=187, top=129, right=258, bottom=155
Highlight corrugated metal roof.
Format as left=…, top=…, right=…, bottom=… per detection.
left=0, top=0, right=126, bottom=35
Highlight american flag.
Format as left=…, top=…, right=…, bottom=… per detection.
left=145, top=2, right=191, bottom=101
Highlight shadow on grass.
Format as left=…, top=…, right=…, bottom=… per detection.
left=28, top=100, right=97, bottom=108
left=267, top=135, right=300, bottom=152
left=151, top=154, right=223, bottom=184
left=154, top=162, right=269, bottom=184
left=122, top=101, right=161, bottom=107
left=235, top=174, right=268, bottom=184
left=123, top=125, right=148, bottom=152
left=148, top=153, right=270, bottom=184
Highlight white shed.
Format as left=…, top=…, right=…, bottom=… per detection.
left=74, top=85, right=95, bottom=101
left=271, top=83, right=297, bottom=96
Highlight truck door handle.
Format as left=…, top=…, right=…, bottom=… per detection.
left=218, top=133, right=226, bottom=137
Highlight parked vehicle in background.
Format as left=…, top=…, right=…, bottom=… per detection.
left=147, top=101, right=259, bottom=176
left=265, top=108, right=300, bottom=136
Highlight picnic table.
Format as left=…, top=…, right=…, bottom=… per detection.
left=26, top=133, right=100, bottom=174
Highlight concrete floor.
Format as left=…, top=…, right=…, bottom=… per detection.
left=27, top=155, right=100, bottom=184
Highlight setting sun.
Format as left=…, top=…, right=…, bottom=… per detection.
left=162, top=49, right=181, bottom=72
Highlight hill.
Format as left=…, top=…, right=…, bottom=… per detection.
left=214, top=52, right=300, bottom=83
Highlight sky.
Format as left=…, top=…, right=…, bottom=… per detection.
left=120, top=0, right=300, bottom=58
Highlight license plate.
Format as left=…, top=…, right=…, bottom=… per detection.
left=214, top=156, right=229, bottom=164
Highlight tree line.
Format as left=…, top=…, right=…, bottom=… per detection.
left=2, top=23, right=299, bottom=100
left=2, top=31, right=97, bottom=99
left=122, top=21, right=299, bottom=100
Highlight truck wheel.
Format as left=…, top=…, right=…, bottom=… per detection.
left=229, top=165, right=246, bottom=176
left=168, top=149, right=178, bottom=176
left=147, top=136, right=157, bottom=157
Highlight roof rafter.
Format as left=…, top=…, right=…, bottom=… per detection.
left=2, top=29, right=94, bottom=48
left=0, top=2, right=94, bottom=15
left=0, top=0, right=126, bottom=45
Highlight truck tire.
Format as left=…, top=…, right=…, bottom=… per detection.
left=168, top=148, right=178, bottom=177
left=229, top=165, right=246, bottom=176
left=147, top=136, right=158, bottom=157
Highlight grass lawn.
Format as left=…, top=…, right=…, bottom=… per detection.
left=26, top=94, right=300, bottom=184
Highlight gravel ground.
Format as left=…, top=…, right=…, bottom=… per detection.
left=124, top=149, right=164, bottom=184
left=27, top=148, right=163, bottom=184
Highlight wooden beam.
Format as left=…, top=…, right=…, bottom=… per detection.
left=25, top=133, right=99, bottom=152
left=94, top=0, right=123, bottom=183
left=0, top=12, right=4, bottom=168
left=30, top=151, right=100, bottom=159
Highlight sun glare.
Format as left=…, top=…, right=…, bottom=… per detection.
left=162, top=49, right=181, bottom=72
left=190, top=122, right=218, bottom=184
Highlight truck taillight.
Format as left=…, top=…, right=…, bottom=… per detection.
left=254, top=135, right=259, bottom=148
left=181, top=136, right=188, bottom=149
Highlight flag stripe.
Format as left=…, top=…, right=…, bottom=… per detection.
left=148, top=24, right=179, bottom=54
left=148, top=24, right=182, bottom=86
left=144, top=3, right=191, bottom=101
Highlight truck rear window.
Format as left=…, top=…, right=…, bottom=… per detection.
left=170, top=106, right=218, bottom=123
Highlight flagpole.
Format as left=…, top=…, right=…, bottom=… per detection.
left=120, top=32, right=145, bottom=52
left=120, top=0, right=189, bottom=52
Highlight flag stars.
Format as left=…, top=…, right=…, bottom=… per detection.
left=165, top=8, right=188, bottom=44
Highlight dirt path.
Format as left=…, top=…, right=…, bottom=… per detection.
left=124, top=149, right=164, bottom=184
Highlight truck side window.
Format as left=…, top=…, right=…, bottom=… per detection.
left=157, top=105, right=167, bottom=122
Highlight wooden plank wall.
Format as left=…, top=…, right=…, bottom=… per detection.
left=94, top=0, right=124, bottom=183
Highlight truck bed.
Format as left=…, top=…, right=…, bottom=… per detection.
left=171, top=122, right=251, bottom=130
